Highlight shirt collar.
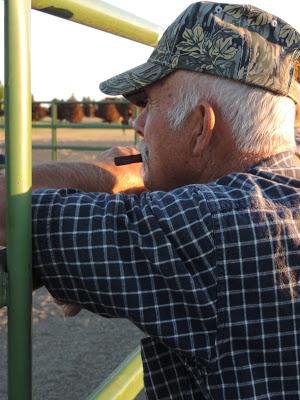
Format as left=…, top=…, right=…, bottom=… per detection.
left=248, top=151, right=297, bottom=171
left=245, top=151, right=300, bottom=183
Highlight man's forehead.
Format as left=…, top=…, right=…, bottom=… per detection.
left=126, top=90, right=148, bottom=107
left=126, top=78, right=166, bottom=106
left=127, top=72, right=182, bottom=106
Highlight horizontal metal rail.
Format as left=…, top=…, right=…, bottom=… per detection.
left=32, top=0, right=163, bottom=46
left=33, top=144, right=110, bottom=151
left=0, top=100, right=137, bottom=105
left=0, top=123, right=132, bottom=129
left=0, top=143, right=110, bottom=152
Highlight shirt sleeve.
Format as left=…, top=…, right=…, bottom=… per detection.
left=32, top=186, right=216, bottom=361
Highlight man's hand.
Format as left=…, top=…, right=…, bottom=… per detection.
left=96, top=146, right=145, bottom=194
left=53, top=298, right=82, bottom=317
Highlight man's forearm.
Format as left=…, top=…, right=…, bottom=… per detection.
left=32, top=161, right=116, bottom=193
left=32, top=146, right=144, bottom=194
left=0, top=161, right=115, bottom=246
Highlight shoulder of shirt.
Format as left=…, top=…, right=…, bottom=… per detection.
left=145, top=168, right=300, bottom=216
left=144, top=172, right=255, bottom=216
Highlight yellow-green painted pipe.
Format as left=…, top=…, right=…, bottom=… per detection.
left=5, top=0, right=32, bottom=398
left=86, top=347, right=143, bottom=400
left=32, top=0, right=163, bottom=47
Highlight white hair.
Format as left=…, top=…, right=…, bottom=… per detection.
left=167, top=71, right=296, bottom=154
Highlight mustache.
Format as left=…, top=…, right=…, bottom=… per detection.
left=137, top=141, right=149, bottom=165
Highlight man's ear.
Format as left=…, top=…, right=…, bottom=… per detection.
left=191, top=102, right=215, bottom=156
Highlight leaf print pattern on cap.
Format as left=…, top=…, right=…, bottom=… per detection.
left=222, top=5, right=243, bottom=19
left=210, top=37, right=237, bottom=59
left=247, top=31, right=280, bottom=87
left=246, top=6, right=273, bottom=26
left=100, top=2, right=300, bottom=104
left=176, top=24, right=237, bottom=73
left=176, top=25, right=205, bottom=56
left=279, top=24, right=300, bottom=47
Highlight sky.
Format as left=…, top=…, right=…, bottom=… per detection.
left=0, top=0, right=299, bottom=101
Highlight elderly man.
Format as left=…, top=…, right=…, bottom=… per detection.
left=1, top=2, right=300, bottom=399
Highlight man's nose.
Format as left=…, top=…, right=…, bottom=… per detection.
left=132, top=113, right=145, bottom=138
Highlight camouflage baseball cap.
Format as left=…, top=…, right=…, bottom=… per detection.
left=99, top=2, right=300, bottom=104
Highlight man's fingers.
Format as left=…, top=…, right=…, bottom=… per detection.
left=62, top=304, right=82, bottom=317
left=52, top=297, right=82, bottom=317
left=100, top=146, right=140, bottom=164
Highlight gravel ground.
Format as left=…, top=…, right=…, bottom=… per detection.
left=0, top=288, right=145, bottom=399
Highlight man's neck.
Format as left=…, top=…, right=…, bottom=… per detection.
left=197, top=149, right=282, bottom=184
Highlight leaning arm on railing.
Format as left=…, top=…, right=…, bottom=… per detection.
left=0, top=146, right=144, bottom=246
left=32, top=146, right=144, bottom=193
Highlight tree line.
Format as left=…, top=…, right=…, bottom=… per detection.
left=34, top=95, right=135, bottom=124
left=0, top=82, right=135, bottom=125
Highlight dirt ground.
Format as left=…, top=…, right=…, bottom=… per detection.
left=0, top=122, right=137, bottom=164
left=0, top=125, right=146, bottom=400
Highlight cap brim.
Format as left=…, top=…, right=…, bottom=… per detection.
left=99, top=61, right=173, bottom=101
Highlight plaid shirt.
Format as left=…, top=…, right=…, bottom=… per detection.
left=32, top=152, right=300, bottom=399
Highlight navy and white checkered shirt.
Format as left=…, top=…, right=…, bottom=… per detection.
left=32, top=152, right=300, bottom=399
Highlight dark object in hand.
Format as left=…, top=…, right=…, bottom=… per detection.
left=114, top=154, right=143, bottom=166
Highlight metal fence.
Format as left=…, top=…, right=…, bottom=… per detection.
left=0, top=99, right=139, bottom=162
left=0, top=1, right=162, bottom=399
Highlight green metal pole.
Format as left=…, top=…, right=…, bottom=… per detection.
left=51, top=101, right=57, bottom=161
left=5, top=0, right=32, bottom=399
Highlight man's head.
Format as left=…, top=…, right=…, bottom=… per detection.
left=100, top=2, right=300, bottom=190
left=128, top=70, right=296, bottom=190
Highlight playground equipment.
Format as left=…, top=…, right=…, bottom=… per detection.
left=0, top=0, right=162, bottom=399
